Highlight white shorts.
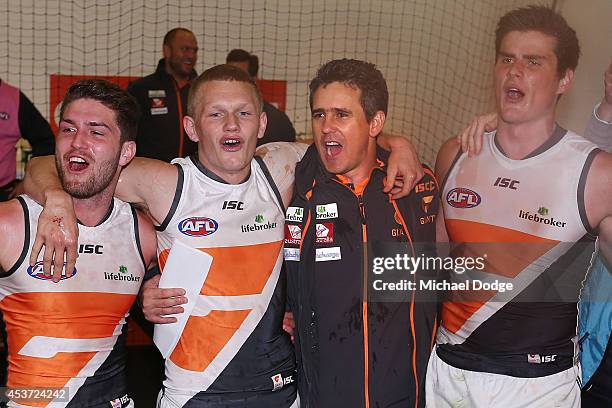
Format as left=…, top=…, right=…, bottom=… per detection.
left=425, top=347, right=581, bottom=408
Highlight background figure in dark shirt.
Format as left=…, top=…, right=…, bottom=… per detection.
left=128, top=28, right=199, bottom=162
left=226, top=49, right=296, bottom=145
left=0, top=79, right=55, bottom=202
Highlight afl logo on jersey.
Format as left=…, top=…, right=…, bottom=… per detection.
left=178, top=217, right=219, bottom=236
left=27, top=261, right=77, bottom=280
left=446, top=188, right=481, bottom=208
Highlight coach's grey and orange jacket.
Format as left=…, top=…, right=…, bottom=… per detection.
left=285, top=145, right=439, bottom=408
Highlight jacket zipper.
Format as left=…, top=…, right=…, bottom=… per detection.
left=358, top=193, right=370, bottom=408
left=334, top=180, right=371, bottom=408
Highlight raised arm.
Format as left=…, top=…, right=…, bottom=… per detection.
left=23, top=155, right=177, bottom=281
left=377, top=132, right=424, bottom=198
left=256, top=142, right=308, bottom=207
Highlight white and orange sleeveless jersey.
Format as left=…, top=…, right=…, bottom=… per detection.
left=438, top=127, right=599, bottom=358
left=155, top=156, right=295, bottom=406
left=0, top=196, right=146, bottom=407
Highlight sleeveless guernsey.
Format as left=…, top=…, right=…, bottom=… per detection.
left=0, top=196, right=145, bottom=407
left=438, top=128, right=598, bottom=373
left=156, top=156, right=295, bottom=407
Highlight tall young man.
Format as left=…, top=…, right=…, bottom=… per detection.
left=429, top=7, right=612, bottom=407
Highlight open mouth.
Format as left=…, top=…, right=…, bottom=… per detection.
left=324, top=141, right=342, bottom=158
left=221, top=137, right=242, bottom=152
left=505, top=86, right=525, bottom=102
left=67, top=155, right=89, bottom=172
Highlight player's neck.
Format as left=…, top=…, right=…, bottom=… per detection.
left=73, top=192, right=114, bottom=227
left=496, top=116, right=557, bottom=160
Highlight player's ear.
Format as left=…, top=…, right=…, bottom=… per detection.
left=557, top=69, right=574, bottom=95
left=257, top=110, right=267, bottom=140
left=184, top=115, right=200, bottom=143
left=119, top=141, right=136, bottom=166
left=369, top=111, right=386, bottom=138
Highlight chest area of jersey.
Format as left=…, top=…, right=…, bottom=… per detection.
left=443, top=156, right=584, bottom=241
left=172, top=178, right=284, bottom=247
left=11, top=242, right=143, bottom=298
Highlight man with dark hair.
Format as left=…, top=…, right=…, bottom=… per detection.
left=0, top=79, right=157, bottom=407
left=128, top=28, right=199, bottom=162
left=226, top=49, right=297, bottom=145
left=429, top=6, right=612, bottom=407
left=0, top=79, right=55, bottom=201
left=285, top=58, right=439, bottom=407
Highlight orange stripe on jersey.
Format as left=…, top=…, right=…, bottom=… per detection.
left=1, top=292, right=134, bottom=394
left=170, top=310, right=250, bottom=371
left=445, top=219, right=559, bottom=244
left=442, top=219, right=560, bottom=333
left=167, top=240, right=283, bottom=372
left=198, top=242, right=282, bottom=296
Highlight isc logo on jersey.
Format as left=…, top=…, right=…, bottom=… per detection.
left=27, top=261, right=77, bottom=280
left=446, top=188, right=481, bottom=208
left=178, top=217, right=218, bottom=236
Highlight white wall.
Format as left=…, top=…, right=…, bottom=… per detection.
left=556, top=0, right=612, bottom=134
left=8, top=0, right=604, bottom=164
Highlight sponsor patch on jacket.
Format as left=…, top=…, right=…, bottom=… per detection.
left=150, top=95, right=168, bottom=115
left=148, top=89, right=166, bottom=98
left=316, top=203, right=338, bottom=219
left=271, top=373, right=294, bottom=391
left=315, top=246, right=341, bottom=262
left=285, top=206, right=304, bottom=222
left=284, top=247, right=300, bottom=261
left=315, top=223, right=334, bottom=244
left=284, top=224, right=302, bottom=245
left=446, top=187, right=481, bottom=208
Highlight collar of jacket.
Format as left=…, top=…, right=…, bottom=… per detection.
left=293, top=144, right=390, bottom=199
left=154, top=58, right=198, bottom=83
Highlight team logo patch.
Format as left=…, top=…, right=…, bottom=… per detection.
left=446, top=188, right=481, bottom=208
left=316, top=203, right=338, bottom=219
left=286, top=206, right=304, bottom=222
left=422, top=195, right=434, bottom=213
left=27, top=261, right=77, bottom=280
left=178, top=217, right=219, bottom=236
left=284, top=224, right=302, bottom=245
left=315, top=223, right=334, bottom=244
left=315, top=246, right=341, bottom=262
